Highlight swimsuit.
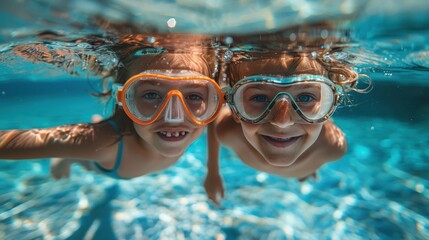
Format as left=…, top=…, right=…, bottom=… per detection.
left=92, top=119, right=127, bottom=179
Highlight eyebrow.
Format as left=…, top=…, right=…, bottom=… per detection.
left=135, top=80, right=209, bottom=88
left=185, top=82, right=209, bottom=88
left=285, top=83, right=321, bottom=91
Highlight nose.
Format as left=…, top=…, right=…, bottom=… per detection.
left=269, top=97, right=294, bottom=128
left=163, top=93, right=185, bottom=123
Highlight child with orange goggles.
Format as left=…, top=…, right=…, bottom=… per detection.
left=0, top=52, right=223, bottom=180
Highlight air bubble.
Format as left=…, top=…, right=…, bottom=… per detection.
left=147, top=37, right=156, bottom=43
left=321, top=29, right=329, bottom=39
left=324, top=56, right=332, bottom=63
left=221, top=73, right=227, bottom=82
left=167, top=18, right=176, bottom=28
left=224, top=36, right=233, bottom=45
left=324, top=42, right=332, bottom=50
left=384, top=71, right=393, bottom=77
left=223, top=50, right=233, bottom=63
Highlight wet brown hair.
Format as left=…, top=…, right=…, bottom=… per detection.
left=115, top=52, right=217, bottom=84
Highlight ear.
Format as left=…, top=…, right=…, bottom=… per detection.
left=232, top=113, right=241, bottom=124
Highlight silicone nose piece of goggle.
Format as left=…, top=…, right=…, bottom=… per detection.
left=273, top=94, right=292, bottom=109
left=268, top=95, right=291, bottom=116
left=270, top=94, right=309, bottom=124
left=164, top=95, right=185, bottom=123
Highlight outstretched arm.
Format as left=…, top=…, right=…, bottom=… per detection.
left=49, top=114, right=104, bottom=179
left=0, top=122, right=115, bottom=160
left=204, top=122, right=225, bottom=206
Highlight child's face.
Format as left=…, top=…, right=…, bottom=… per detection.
left=232, top=57, right=327, bottom=166
left=118, top=54, right=219, bottom=158
left=127, top=71, right=218, bottom=158
left=126, top=74, right=211, bottom=158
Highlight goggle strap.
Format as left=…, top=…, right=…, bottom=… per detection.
left=112, top=84, right=123, bottom=106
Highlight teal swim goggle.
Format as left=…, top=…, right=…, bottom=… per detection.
left=224, top=75, right=341, bottom=124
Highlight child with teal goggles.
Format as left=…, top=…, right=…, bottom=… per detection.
left=203, top=53, right=369, bottom=206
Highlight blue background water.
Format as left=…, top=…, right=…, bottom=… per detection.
left=1, top=0, right=429, bottom=239
left=2, top=75, right=428, bottom=240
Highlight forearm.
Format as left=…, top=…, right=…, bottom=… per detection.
left=0, top=125, right=96, bottom=159
left=206, top=122, right=220, bottom=175
left=204, top=122, right=226, bottom=205
left=0, top=129, right=52, bottom=159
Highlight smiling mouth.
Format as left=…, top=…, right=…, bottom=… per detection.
left=262, top=135, right=300, bottom=147
left=157, top=131, right=189, bottom=141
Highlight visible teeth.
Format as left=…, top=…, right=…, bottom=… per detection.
left=159, top=131, right=187, bottom=138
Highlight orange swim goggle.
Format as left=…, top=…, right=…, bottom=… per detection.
left=113, top=70, right=224, bottom=125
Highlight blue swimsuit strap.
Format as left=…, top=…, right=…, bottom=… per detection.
left=93, top=119, right=124, bottom=178
left=107, top=119, right=124, bottom=172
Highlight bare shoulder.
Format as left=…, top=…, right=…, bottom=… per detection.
left=52, top=121, right=119, bottom=149
left=78, top=121, right=123, bottom=159
left=212, top=107, right=260, bottom=164
left=214, top=107, right=242, bottom=145
left=313, top=120, right=348, bottom=162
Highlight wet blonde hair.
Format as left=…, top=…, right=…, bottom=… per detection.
left=226, top=52, right=361, bottom=94
left=222, top=20, right=366, bottom=94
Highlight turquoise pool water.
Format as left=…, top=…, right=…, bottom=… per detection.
left=1, top=1, right=429, bottom=239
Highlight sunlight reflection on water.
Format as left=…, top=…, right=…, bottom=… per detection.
left=0, top=0, right=429, bottom=239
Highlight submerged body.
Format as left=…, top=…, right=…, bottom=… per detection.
left=1, top=118, right=194, bottom=179
left=0, top=52, right=220, bottom=180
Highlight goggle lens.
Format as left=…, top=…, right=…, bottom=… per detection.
left=122, top=76, right=221, bottom=124
left=232, top=78, right=336, bottom=123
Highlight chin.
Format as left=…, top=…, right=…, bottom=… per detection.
left=160, top=148, right=185, bottom=158
left=263, top=154, right=298, bottom=167
left=265, top=160, right=296, bottom=167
